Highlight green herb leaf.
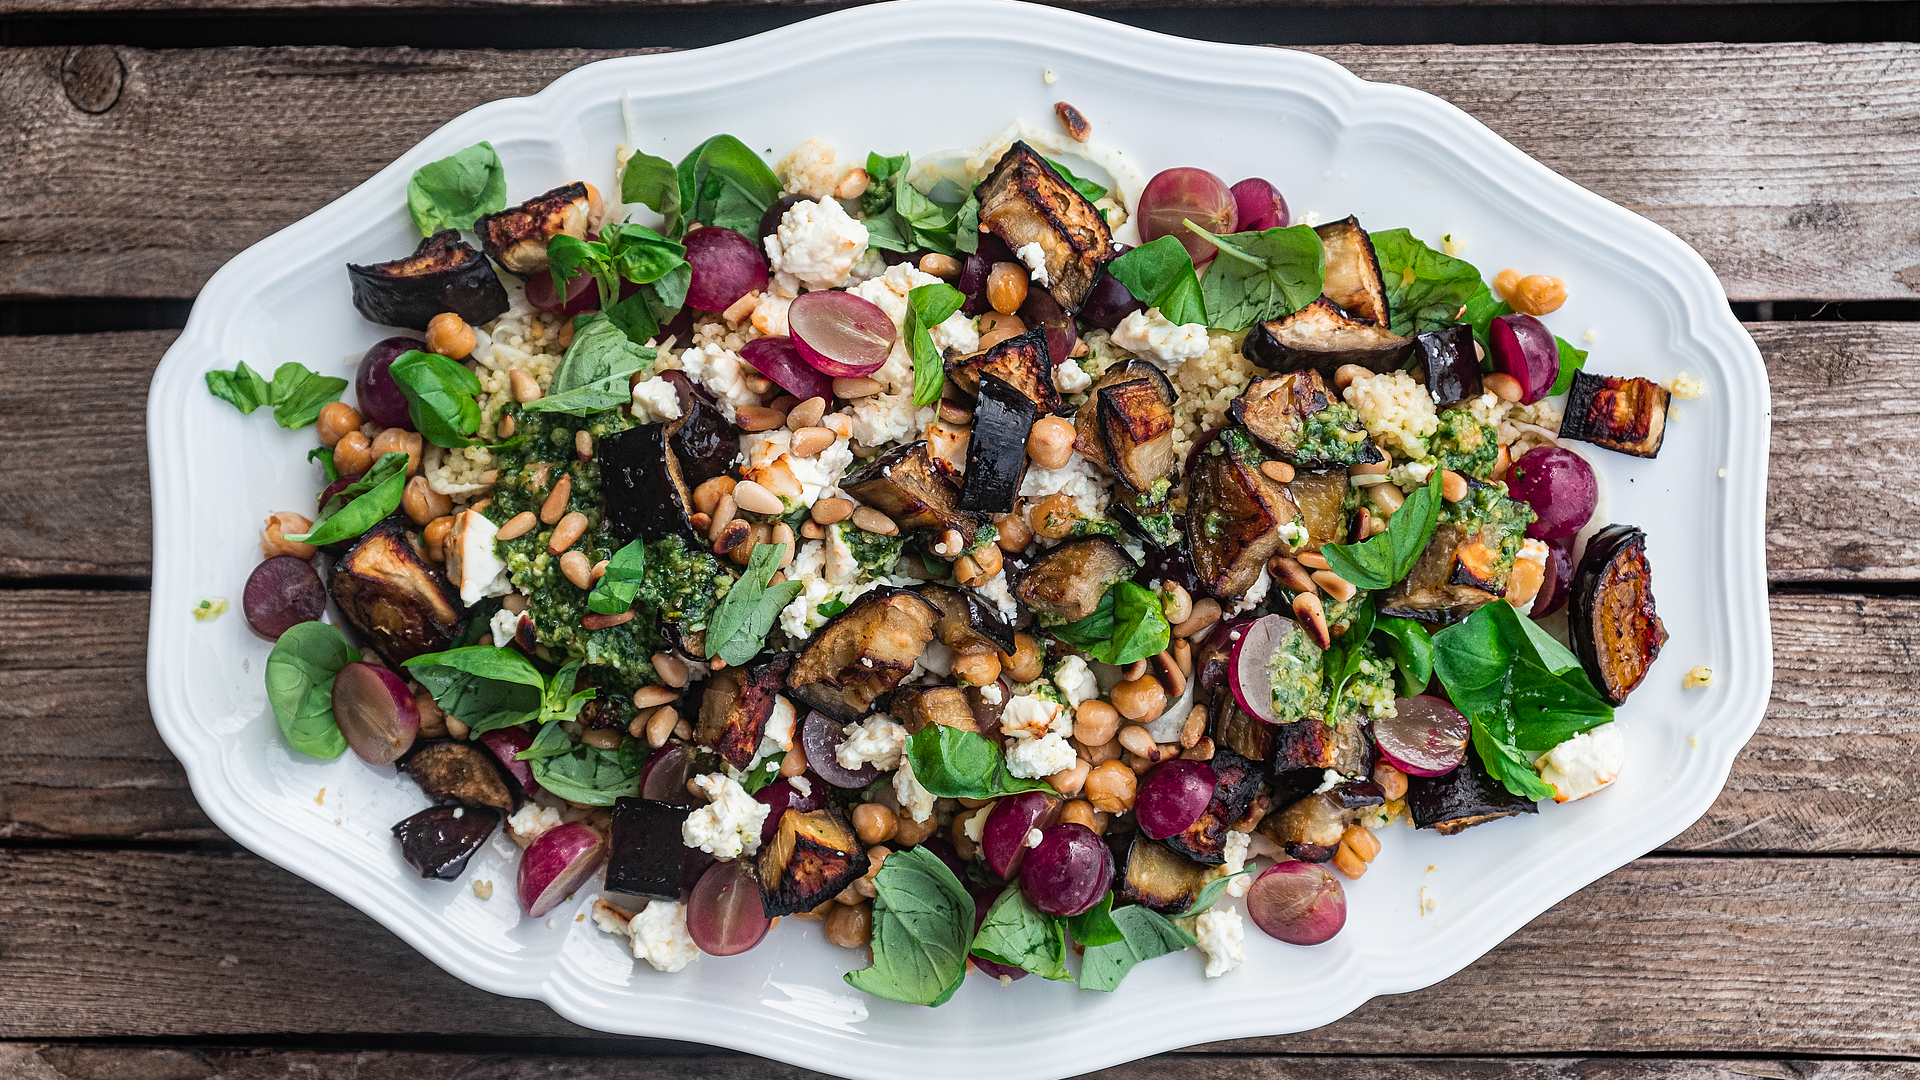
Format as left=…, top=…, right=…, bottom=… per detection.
left=844, top=846, right=975, bottom=1006
left=672, top=134, right=781, bottom=238
left=587, top=539, right=649, bottom=615
left=264, top=620, right=357, bottom=758
left=406, top=141, right=506, bottom=236
left=1048, top=582, right=1169, bottom=666
left=1321, top=596, right=1378, bottom=722
left=531, top=743, right=644, bottom=805
left=1078, top=905, right=1196, bottom=993
left=1105, top=236, right=1207, bottom=328
left=716, top=578, right=805, bottom=668
left=286, top=452, right=409, bottom=546
left=738, top=757, right=785, bottom=795
left=1321, top=471, right=1443, bottom=590
left=1459, top=281, right=1513, bottom=357
left=388, top=350, right=484, bottom=448
left=1063, top=891, right=1125, bottom=948
left=206, top=360, right=271, bottom=414
left=1175, top=870, right=1254, bottom=919
left=860, top=152, right=980, bottom=258
left=308, top=446, right=339, bottom=483
left=1372, top=614, right=1435, bottom=697
left=207, top=360, right=347, bottom=429
left=540, top=658, right=597, bottom=726
left=1370, top=228, right=1487, bottom=338
left=603, top=223, right=690, bottom=286
left=971, top=885, right=1072, bottom=982
left=403, top=645, right=546, bottom=736
left=517, top=718, right=572, bottom=760
left=1552, top=336, right=1588, bottom=396
left=903, top=724, right=1058, bottom=800
left=907, top=282, right=966, bottom=407
left=1188, top=223, right=1325, bottom=332
left=522, top=313, right=656, bottom=416
left=703, top=543, right=786, bottom=661
left=1044, top=157, right=1107, bottom=203
left=620, top=148, right=681, bottom=219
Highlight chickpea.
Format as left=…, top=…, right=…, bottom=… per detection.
left=415, top=691, right=448, bottom=738
left=1060, top=799, right=1100, bottom=832
left=1028, top=492, right=1077, bottom=540
left=986, top=262, right=1030, bottom=315
left=852, top=802, right=899, bottom=846
left=1510, top=275, right=1568, bottom=317
left=823, top=901, right=874, bottom=948
left=422, top=515, right=457, bottom=562
left=261, top=511, right=317, bottom=560
left=919, top=253, right=961, bottom=279
left=892, top=809, right=937, bottom=847
left=369, top=428, right=424, bottom=476
left=1077, top=736, right=1121, bottom=766
left=426, top=312, right=477, bottom=360
left=1046, top=758, right=1090, bottom=798
left=1025, top=416, right=1077, bottom=470
left=1492, top=268, right=1523, bottom=304
left=1000, top=632, right=1044, bottom=683
left=332, top=430, right=375, bottom=477
left=1084, top=760, right=1137, bottom=814
left=402, top=475, right=452, bottom=526
left=951, top=809, right=982, bottom=861
left=1372, top=761, right=1410, bottom=802
left=952, top=649, right=1002, bottom=688
left=1110, top=676, right=1167, bottom=722
left=315, top=402, right=363, bottom=448
left=1073, top=700, right=1121, bottom=747
left=968, top=541, right=1003, bottom=579
left=995, top=509, right=1034, bottom=552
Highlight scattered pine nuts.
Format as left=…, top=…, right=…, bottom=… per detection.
left=548, top=511, right=588, bottom=553
left=1312, top=569, right=1359, bottom=603
left=1260, top=460, right=1296, bottom=484
left=497, top=511, right=537, bottom=541
left=791, top=426, right=836, bottom=458
left=582, top=610, right=633, bottom=630
left=736, top=406, right=787, bottom=432
left=787, top=396, right=827, bottom=430
left=651, top=652, right=690, bottom=688
left=633, top=685, right=681, bottom=709
left=833, top=376, right=884, bottom=398
left=509, top=370, right=543, bottom=403
left=1440, top=469, right=1470, bottom=502
left=852, top=507, right=898, bottom=536
left=1293, top=591, right=1331, bottom=649
left=575, top=430, right=593, bottom=460
left=540, top=474, right=573, bottom=525
left=1297, top=551, right=1331, bottom=571
left=731, top=480, right=783, bottom=516
left=1054, top=100, right=1092, bottom=141
left=692, top=475, right=736, bottom=516
left=1269, top=555, right=1317, bottom=595
left=1483, top=372, right=1523, bottom=403
left=559, top=550, right=594, bottom=590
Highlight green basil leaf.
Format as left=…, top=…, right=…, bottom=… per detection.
left=704, top=543, right=784, bottom=659
left=1044, top=157, right=1107, bottom=202
left=405, top=141, right=507, bottom=236
left=403, top=645, right=546, bottom=736
left=1370, top=228, right=1487, bottom=338
left=308, top=446, right=339, bottom=483
left=388, top=350, right=484, bottom=448
left=1175, top=870, right=1255, bottom=918
left=738, top=756, right=785, bottom=794
left=1105, top=235, right=1207, bottom=328
left=1471, top=718, right=1557, bottom=802
left=587, top=539, right=649, bottom=615
left=1321, top=471, right=1443, bottom=590
left=1321, top=596, right=1378, bottom=722
left=903, top=724, right=1057, bottom=800
left=540, top=659, right=597, bottom=726
left=206, top=360, right=271, bottom=414
left=845, top=846, right=975, bottom=1006
left=1372, top=615, right=1435, bottom=697
left=907, top=282, right=965, bottom=407
left=862, top=152, right=908, bottom=215
left=522, top=313, right=656, bottom=416
left=286, top=452, right=409, bottom=546
left=530, top=743, right=643, bottom=805
left=970, top=886, right=1072, bottom=982
left=1049, top=582, right=1168, bottom=666
left=604, top=289, right=662, bottom=346
left=267, top=362, right=351, bottom=429
left=673, top=134, right=781, bottom=237
left=263, top=620, right=357, bottom=758
left=603, top=223, right=689, bottom=286
left=1188, top=223, right=1324, bottom=332
left=1078, top=905, right=1196, bottom=993
left=1552, top=336, right=1589, bottom=396
left=620, top=148, right=680, bottom=219
left=517, top=717, right=572, bottom=760
left=716, top=578, right=805, bottom=668
left=1063, top=891, right=1124, bottom=948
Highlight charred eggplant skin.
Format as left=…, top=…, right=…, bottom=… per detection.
left=915, top=583, right=1017, bottom=654
left=599, top=422, right=698, bottom=543
left=1560, top=371, right=1671, bottom=458
left=392, top=804, right=499, bottom=880
left=607, top=797, right=695, bottom=900
left=1163, top=747, right=1261, bottom=864
left=1229, top=369, right=1383, bottom=469
left=331, top=516, right=466, bottom=666
left=843, top=441, right=979, bottom=546
left=475, top=182, right=593, bottom=277
left=347, top=230, right=511, bottom=332
left=757, top=807, right=872, bottom=917
left=399, top=739, right=517, bottom=818
left=1406, top=746, right=1539, bottom=834
left=697, top=653, right=794, bottom=768
left=1187, top=428, right=1303, bottom=601
left=786, top=587, right=941, bottom=722
left=1569, top=524, right=1668, bottom=705
left=1012, top=535, right=1138, bottom=623
left=947, top=328, right=1059, bottom=414
left=959, top=372, right=1037, bottom=514
left=1414, top=324, right=1484, bottom=407
left=1314, top=217, right=1391, bottom=325
left=975, top=141, right=1114, bottom=312
left=1117, top=833, right=1212, bottom=913
left=1243, top=298, right=1414, bottom=378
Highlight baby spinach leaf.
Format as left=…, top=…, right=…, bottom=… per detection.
left=845, top=846, right=976, bottom=1007
left=907, top=282, right=966, bottom=407
left=1049, top=582, right=1169, bottom=666
left=207, top=360, right=347, bottom=429
left=1064, top=891, right=1124, bottom=948
left=1174, top=870, right=1255, bottom=918
left=286, top=452, right=409, bottom=546
left=522, top=313, right=656, bottom=416
left=603, top=223, right=690, bottom=287
left=1321, top=471, right=1443, bottom=590
left=704, top=542, right=784, bottom=660
left=587, top=539, right=649, bottom=615
left=904, top=725, right=1057, bottom=800
left=673, top=134, right=781, bottom=238
left=1078, top=904, right=1196, bottom=993
left=861, top=151, right=979, bottom=258
left=1044, top=157, right=1107, bottom=202
left=1552, top=336, right=1588, bottom=396
left=403, top=645, right=545, bottom=736
left=1369, top=229, right=1486, bottom=338
left=264, top=620, right=357, bottom=759
left=532, top=743, right=644, bottom=805
left=516, top=718, right=572, bottom=761
left=206, top=360, right=270, bottom=414
left=1105, top=236, right=1207, bottom=328
left=1372, top=614, right=1435, bottom=697
left=406, top=141, right=506, bottom=236
left=715, top=578, right=805, bottom=668
left=1321, top=596, right=1378, bottom=723
left=620, top=148, right=680, bottom=219
left=540, top=658, right=597, bottom=726
left=971, top=886, right=1073, bottom=982
left=308, top=446, right=339, bottom=483
left=1188, top=223, right=1324, bottom=332
left=389, top=350, right=484, bottom=448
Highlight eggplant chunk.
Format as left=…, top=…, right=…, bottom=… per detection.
left=607, top=797, right=695, bottom=900
left=1415, top=323, right=1484, bottom=407
left=1096, top=377, right=1179, bottom=496
left=1163, top=747, right=1262, bottom=865
left=347, top=230, right=510, bottom=332
left=1570, top=524, right=1668, bottom=705
left=1073, top=361, right=1163, bottom=468
left=947, top=328, right=1059, bottom=414
left=786, top=588, right=941, bottom=721
left=758, top=807, right=872, bottom=917
left=1379, top=481, right=1534, bottom=624
left=1231, top=369, right=1383, bottom=469
left=1244, top=298, right=1414, bottom=378
left=1407, top=747, right=1539, bottom=834
left=697, top=653, right=793, bottom=768
left=975, top=141, right=1115, bottom=312
left=331, top=517, right=465, bottom=666
left=393, top=804, right=499, bottom=880
left=1187, top=428, right=1304, bottom=601
left=400, top=739, right=516, bottom=818
left=600, top=422, right=698, bottom=543
left=889, top=684, right=980, bottom=735
left=1288, top=470, right=1351, bottom=553
left=1314, top=217, right=1391, bottom=325
left=1012, top=536, right=1137, bottom=623
left=916, top=583, right=1017, bottom=654
left=1257, top=780, right=1384, bottom=862
left=1206, top=681, right=1272, bottom=764
left=1118, top=833, right=1212, bottom=914
left=475, top=182, right=594, bottom=277
left=960, top=372, right=1037, bottom=515
left=1268, top=715, right=1370, bottom=803
left=1560, top=371, right=1670, bottom=458
left=670, top=391, right=736, bottom=489
left=843, top=441, right=978, bottom=547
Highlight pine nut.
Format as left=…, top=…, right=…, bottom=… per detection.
left=736, top=406, right=787, bottom=432
left=1368, top=483, right=1406, bottom=516
left=919, top=253, right=961, bottom=279
left=1297, top=551, right=1331, bottom=571
left=1117, top=724, right=1157, bottom=758
left=1159, top=582, right=1193, bottom=625
left=1483, top=372, right=1523, bottom=402
left=1171, top=637, right=1192, bottom=678
left=582, top=610, right=633, bottom=630
left=1349, top=457, right=1390, bottom=477
left=575, top=430, right=593, bottom=460
left=731, top=480, right=783, bottom=516
left=559, top=550, right=594, bottom=590
left=723, top=291, right=760, bottom=324
left=693, top=475, right=736, bottom=516
left=1054, top=100, right=1092, bottom=142
left=1269, top=555, right=1317, bottom=595
left=1180, top=706, right=1206, bottom=748
left=497, top=414, right=515, bottom=439
left=502, top=593, right=529, bottom=613
left=714, top=517, right=753, bottom=555
left=1441, top=469, right=1470, bottom=502
left=1122, top=658, right=1149, bottom=683
left=445, top=716, right=470, bottom=739
left=938, top=400, right=974, bottom=426
left=548, top=511, right=588, bottom=553
left=833, top=377, right=884, bottom=398
left=1293, top=592, right=1331, bottom=649
left=787, top=396, right=827, bottom=430
left=772, top=523, right=796, bottom=569
left=1333, top=364, right=1371, bottom=391
left=852, top=507, right=898, bottom=536
left=1153, top=650, right=1187, bottom=698
left=674, top=715, right=694, bottom=740
left=1171, top=597, right=1222, bottom=640
left=689, top=512, right=713, bottom=532
left=647, top=705, right=679, bottom=747
left=1313, top=569, right=1358, bottom=603
left=580, top=726, right=623, bottom=750
left=540, top=473, right=573, bottom=525
left=800, top=520, right=826, bottom=540
left=834, top=167, right=872, bottom=200
left=812, top=497, right=853, bottom=524
left=708, top=494, right=738, bottom=542
left=592, top=559, right=608, bottom=582
left=651, top=652, right=689, bottom=688
left=1260, top=460, right=1296, bottom=484
left=743, top=373, right=773, bottom=395
left=791, top=426, right=836, bottom=458
left=509, top=370, right=543, bottom=403
left=497, top=511, right=537, bottom=541
left=634, top=685, right=681, bottom=709
left=1182, top=737, right=1216, bottom=762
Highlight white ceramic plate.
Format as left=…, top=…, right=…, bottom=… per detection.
left=147, top=2, right=1773, bottom=1074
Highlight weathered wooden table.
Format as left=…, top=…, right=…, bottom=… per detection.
left=3, top=18, right=1917, bottom=1078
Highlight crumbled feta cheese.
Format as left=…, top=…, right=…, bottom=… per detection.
left=489, top=607, right=522, bottom=647
left=1005, top=733, right=1077, bottom=779
left=1055, top=358, right=1092, bottom=394
left=677, top=342, right=758, bottom=422
left=631, top=900, right=700, bottom=973
left=682, top=773, right=769, bottom=858
left=775, top=137, right=842, bottom=199
left=838, top=714, right=908, bottom=771
left=928, top=311, right=980, bottom=356
left=1684, top=665, right=1713, bottom=689
left=764, top=695, right=797, bottom=751
left=779, top=539, right=880, bottom=641
left=1019, top=453, right=1110, bottom=518
left=1196, top=908, right=1245, bottom=977
left=962, top=806, right=988, bottom=844
left=894, top=756, right=934, bottom=823
left=1025, top=827, right=1044, bottom=848
left=1222, top=830, right=1253, bottom=897
left=1536, top=723, right=1626, bottom=803
left=846, top=391, right=936, bottom=449
left=973, top=569, right=1019, bottom=621
left=1052, top=655, right=1098, bottom=707
left=508, top=803, right=564, bottom=844
left=978, top=681, right=1004, bottom=706
left=751, top=291, right=792, bottom=337
left=451, top=509, right=510, bottom=606
left=789, top=774, right=812, bottom=799
left=1313, top=769, right=1343, bottom=795
left=1111, top=308, right=1209, bottom=363
left=591, top=899, right=632, bottom=937
left=1231, top=567, right=1273, bottom=616
left=1000, top=693, right=1069, bottom=741
left=630, top=377, right=683, bottom=424
left=1016, top=241, right=1052, bottom=286
left=739, top=427, right=853, bottom=509
left=1666, top=372, right=1705, bottom=400
left=765, top=198, right=869, bottom=294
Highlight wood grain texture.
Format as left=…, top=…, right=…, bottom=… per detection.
left=1, top=44, right=1917, bottom=302
left=2, top=590, right=1916, bottom=850
left=1, top=848, right=1915, bottom=1052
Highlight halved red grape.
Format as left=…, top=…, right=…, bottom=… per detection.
left=1374, top=695, right=1469, bottom=777
left=639, top=743, right=694, bottom=802
left=317, top=474, right=360, bottom=515
left=1533, top=537, right=1576, bottom=618
left=525, top=268, right=599, bottom=316
left=758, top=193, right=804, bottom=244
left=479, top=726, right=540, bottom=796
left=753, top=774, right=827, bottom=844
left=686, top=858, right=771, bottom=956
left=354, top=337, right=420, bottom=430
left=980, top=791, right=1064, bottom=879
left=1135, top=759, right=1219, bottom=839
left=789, top=291, right=897, bottom=378
left=1138, top=167, right=1237, bottom=267
left=1018, top=287, right=1077, bottom=365
left=684, top=226, right=770, bottom=312
left=518, top=822, right=608, bottom=917
left=1489, top=313, right=1560, bottom=404
left=1230, top=178, right=1290, bottom=232
left=243, top=555, right=326, bottom=640
left=801, top=710, right=878, bottom=788
left=1230, top=613, right=1294, bottom=724
left=741, top=336, right=832, bottom=403
left=1247, top=861, right=1345, bottom=945
left=1079, top=269, right=1144, bottom=331
left=1507, top=446, right=1598, bottom=540
left=330, top=662, right=420, bottom=766
left=1019, top=823, right=1113, bottom=917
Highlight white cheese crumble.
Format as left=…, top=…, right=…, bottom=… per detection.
left=451, top=509, right=511, bottom=606
left=978, top=681, right=1004, bottom=706
left=765, top=198, right=869, bottom=294
left=972, top=569, right=1020, bottom=621
left=1666, top=372, right=1705, bottom=400
left=1111, top=307, right=1209, bottom=363
left=1016, top=241, right=1052, bottom=286
left=1052, top=655, right=1099, bottom=708
left=1000, top=694, right=1069, bottom=741
left=682, top=773, right=769, bottom=859
left=1222, top=829, right=1253, bottom=897
left=591, top=899, right=631, bottom=937
left=1054, top=358, right=1092, bottom=394
left=1196, top=908, right=1246, bottom=977
left=763, top=695, right=797, bottom=752
left=837, top=714, right=908, bottom=772
left=508, top=803, right=563, bottom=845
left=1312, top=769, right=1343, bottom=795
left=1231, top=566, right=1273, bottom=616
left=631, top=899, right=700, bottom=973
left=1536, top=723, right=1626, bottom=803
left=1025, top=827, right=1045, bottom=848
left=676, top=342, right=759, bottom=422
left=962, top=807, right=988, bottom=844
left=1005, top=733, right=1078, bottom=779
left=489, top=607, right=522, bottom=647
left=630, top=377, right=683, bottom=424
left=1018, top=453, right=1110, bottom=518
left=894, top=755, right=935, bottom=823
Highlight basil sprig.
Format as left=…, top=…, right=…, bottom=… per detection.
left=703, top=543, right=805, bottom=667
left=1078, top=905, right=1196, bottom=993
left=620, top=148, right=680, bottom=221
left=862, top=152, right=980, bottom=258
left=531, top=742, right=643, bottom=805
left=906, top=282, right=965, bottom=407
left=971, top=886, right=1072, bottom=982
left=264, top=621, right=358, bottom=758
left=1047, top=581, right=1169, bottom=666
left=903, top=725, right=1056, bottom=800
left=670, top=134, right=782, bottom=238
left=1320, top=470, right=1443, bottom=590
left=389, top=350, right=484, bottom=448
left=402, top=648, right=595, bottom=736
left=546, top=222, right=691, bottom=345
left=1187, top=222, right=1325, bottom=332
left=1175, top=871, right=1254, bottom=919
left=844, top=846, right=976, bottom=1006
left=406, top=141, right=507, bottom=236
left=1373, top=614, right=1435, bottom=697
left=285, top=451, right=410, bottom=546
left=206, top=360, right=348, bottom=429
left=1045, top=156, right=1107, bottom=202
left=1320, top=596, right=1378, bottom=723
left=1064, top=891, right=1125, bottom=947
left=587, top=539, right=648, bottom=615
left=521, top=313, right=656, bottom=416
left=1104, top=236, right=1207, bottom=328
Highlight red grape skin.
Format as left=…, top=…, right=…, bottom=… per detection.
left=1507, top=447, right=1598, bottom=540
left=1373, top=695, right=1469, bottom=777
left=686, top=858, right=771, bottom=956
left=1247, top=861, right=1346, bottom=945
left=354, top=338, right=421, bottom=430
left=243, top=555, right=326, bottom=639
left=1138, top=168, right=1238, bottom=267
left=1135, top=760, right=1218, bottom=839
left=1019, top=823, right=1113, bottom=917
left=1489, top=313, right=1560, bottom=404
left=1229, top=178, right=1290, bottom=232
left=684, top=226, right=770, bottom=312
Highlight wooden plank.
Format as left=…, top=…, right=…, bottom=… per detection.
left=0, top=849, right=1914, bottom=1052
left=1, top=44, right=1917, bottom=302
left=2, top=589, right=1916, bottom=850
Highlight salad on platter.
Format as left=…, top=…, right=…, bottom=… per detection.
left=217, top=107, right=1696, bottom=1005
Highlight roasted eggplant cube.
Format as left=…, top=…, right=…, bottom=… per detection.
left=1407, top=747, right=1539, bottom=834
left=1244, top=298, right=1414, bottom=378
left=1415, top=323, right=1483, bottom=407
left=1096, top=378, right=1178, bottom=495
left=916, top=583, right=1017, bottom=654
left=607, top=797, right=696, bottom=900
left=475, top=182, right=593, bottom=277
left=671, top=392, right=737, bottom=489
left=399, top=739, right=516, bottom=818
left=1267, top=714, right=1369, bottom=803
left=758, top=807, right=872, bottom=917
left=786, top=588, right=941, bottom=721
left=1258, top=780, right=1385, bottom=862
left=1012, top=535, right=1137, bottom=623
left=347, top=230, right=510, bottom=332
left=697, top=653, right=793, bottom=768
left=392, top=804, right=499, bottom=881
left=1379, top=482, right=1534, bottom=624
left=959, top=372, right=1038, bottom=515
left=1314, top=217, right=1391, bottom=326
left=889, top=684, right=979, bottom=735
left=1231, top=369, right=1382, bottom=469
left=331, top=516, right=466, bottom=666
left=1073, top=360, right=1171, bottom=476
left=1187, top=428, right=1303, bottom=601
left=1117, top=833, right=1212, bottom=914
left=1560, top=371, right=1670, bottom=458
left=1288, top=470, right=1351, bottom=553
left=947, top=328, right=1059, bottom=414
left=843, top=442, right=978, bottom=547
left=1163, top=747, right=1261, bottom=865
left=600, top=423, right=698, bottom=543
left=1570, top=524, right=1668, bottom=705
left=1207, top=686, right=1272, bottom=764
left=975, top=141, right=1115, bottom=311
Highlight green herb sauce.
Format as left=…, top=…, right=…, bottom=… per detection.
left=1428, top=409, right=1501, bottom=479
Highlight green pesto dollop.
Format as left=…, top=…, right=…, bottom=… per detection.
left=1428, top=408, right=1501, bottom=479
